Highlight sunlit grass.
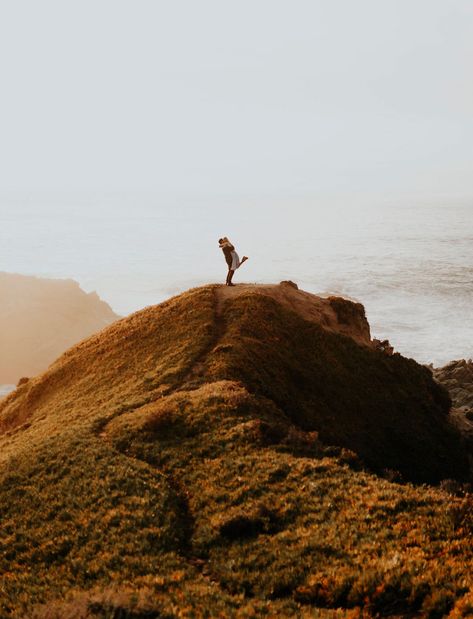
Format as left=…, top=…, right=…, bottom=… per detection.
left=0, top=285, right=471, bottom=617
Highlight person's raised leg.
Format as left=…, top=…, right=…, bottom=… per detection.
left=240, top=256, right=248, bottom=265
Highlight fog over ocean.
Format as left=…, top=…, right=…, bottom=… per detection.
left=1, top=200, right=472, bottom=368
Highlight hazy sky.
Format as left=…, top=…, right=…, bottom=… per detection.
left=0, top=1, right=472, bottom=205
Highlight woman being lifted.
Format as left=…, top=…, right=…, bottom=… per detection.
left=218, top=237, right=248, bottom=286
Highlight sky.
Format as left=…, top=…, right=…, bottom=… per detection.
left=0, top=0, right=472, bottom=206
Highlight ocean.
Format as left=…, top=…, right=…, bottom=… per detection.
left=0, top=385, right=15, bottom=398
left=1, top=200, right=472, bottom=378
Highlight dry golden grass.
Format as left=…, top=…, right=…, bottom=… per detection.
left=0, top=283, right=472, bottom=617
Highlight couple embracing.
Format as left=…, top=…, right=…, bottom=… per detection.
left=218, top=237, right=248, bottom=286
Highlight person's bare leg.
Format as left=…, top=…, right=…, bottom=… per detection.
left=240, top=256, right=248, bottom=265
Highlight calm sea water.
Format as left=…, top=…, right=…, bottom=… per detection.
left=1, top=201, right=472, bottom=371
left=0, top=385, right=15, bottom=397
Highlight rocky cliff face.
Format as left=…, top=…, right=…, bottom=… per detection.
left=0, top=272, right=118, bottom=384
left=433, top=359, right=473, bottom=451
left=434, top=359, right=473, bottom=412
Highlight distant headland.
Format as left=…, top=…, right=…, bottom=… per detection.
left=0, top=272, right=119, bottom=384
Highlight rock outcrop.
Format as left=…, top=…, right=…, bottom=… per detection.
left=433, top=359, right=473, bottom=451
left=0, top=272, right=119, bottom=384
left=434, top=359, right=473, bottom=413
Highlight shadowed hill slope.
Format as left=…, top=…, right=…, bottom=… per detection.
left=0, top=272, right=119, bottom=384
left=0, top=283, right=472, bottom=617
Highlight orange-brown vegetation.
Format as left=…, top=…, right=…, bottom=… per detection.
left=0, top=283, right=472, bottom=617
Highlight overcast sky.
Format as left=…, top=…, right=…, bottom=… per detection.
left=0, top=1, right=472, bottom=205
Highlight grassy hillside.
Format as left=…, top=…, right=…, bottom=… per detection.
left=0, top=284, right=472, bottom=618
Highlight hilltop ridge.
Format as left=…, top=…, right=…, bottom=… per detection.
left=0, top=282, right=472, bottom=617
left=214, top=282, right=371, bottom=345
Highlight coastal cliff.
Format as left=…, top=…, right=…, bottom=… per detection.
left=0, top=272, right=118, bottom=384
left=0, top=282, right=472, bottom=617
